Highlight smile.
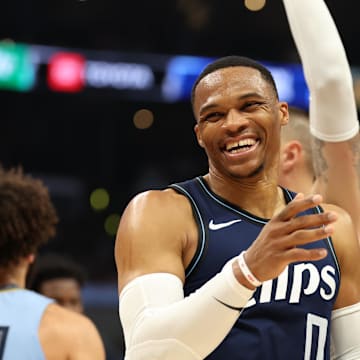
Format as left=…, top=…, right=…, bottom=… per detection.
left=225, top=138, right=259, bottom=154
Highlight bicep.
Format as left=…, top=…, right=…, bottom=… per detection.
left=330, top=206, right=360, bottom=309
left=115, top=191, right=187, bottom=292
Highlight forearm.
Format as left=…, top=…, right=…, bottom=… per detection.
left=311, top=135, right=360, bottom=238
left=119, top=259, right=254, bottom=360
left=282, top=0, right=359, bottom=142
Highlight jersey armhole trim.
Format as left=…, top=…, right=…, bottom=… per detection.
left=169, top=184, right=206, bottom=278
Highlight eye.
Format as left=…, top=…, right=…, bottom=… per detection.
left=202, top=112, right=224, bottom=123
left=243, top=101, right=261, bottom=109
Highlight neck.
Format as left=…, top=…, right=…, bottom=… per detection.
left=204, top=172, right=286, bottom=219
left=0, top=262, right=30, bottom=289
left=279, top=168, right=314, bottom=196
left=0, top=283, right=19, bottom=290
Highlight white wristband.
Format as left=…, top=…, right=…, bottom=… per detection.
left=238, top=251, right=262, bottom=287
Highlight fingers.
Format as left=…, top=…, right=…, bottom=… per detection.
left=286, top=224, right=334, bottom=249
left=285, top=211, right=337, bottom=235
left=245, top=192, right=336, bottom=282
left=278, top=209, right=337, bottom=248
left=277, top=193, right=323, bottom=221
left=285, top=247, right=328, bottom=264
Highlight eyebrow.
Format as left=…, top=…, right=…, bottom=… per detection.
left=199, top=92, right=263, bottom=116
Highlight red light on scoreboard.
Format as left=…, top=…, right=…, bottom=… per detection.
left=47, top=52, right=85, bottom=92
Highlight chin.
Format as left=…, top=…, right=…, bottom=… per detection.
left=228, top=163, right=264, bottom=179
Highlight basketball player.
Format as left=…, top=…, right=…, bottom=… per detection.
left=27, top=253, right=86, bottom=314
left=115, top=54, right=360, bottom=359
left=115, top=0, right=360, bottom=360
left=278, top=0, right=360, bottom=239
left=0, top=166, right=105, bottom=360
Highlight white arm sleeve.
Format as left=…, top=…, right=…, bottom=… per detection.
left=119, top=259, right=254, bottom=360
left=282, top=0, right=359, bottom=142
left=331, top=302, right=360, bottom=359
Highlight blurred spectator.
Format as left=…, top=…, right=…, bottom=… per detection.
left=27, top=253, right=86, bottom=313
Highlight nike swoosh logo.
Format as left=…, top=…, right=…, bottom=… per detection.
left=209, top=219, right=242, bottom=230
left=214, top=297, right=244, bottom=312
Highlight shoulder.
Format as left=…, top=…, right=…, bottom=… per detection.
left=321, top=203, right=358, bottom=265
left=115, top=188, right=198, bottom=289
left=322, top=204, right=360, bottom=309
left=119, top=188, right=193, bottom=232
left=128, top=188, right=191, bottom=211
left=40, top=303, right=105, bottom=359
left=321, top=203, right=353, bottom=242
left=321, top=203, right=353, bottom=235
left=42, top=302, right=97, bottom=329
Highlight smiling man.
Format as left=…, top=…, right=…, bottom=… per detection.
left=115, top=55, right=360, bottom=360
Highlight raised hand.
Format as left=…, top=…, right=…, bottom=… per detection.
left=244, top=193, right=337, bottom=282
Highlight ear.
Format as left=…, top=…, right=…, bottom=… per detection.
left=279, top=102, right=289, bottom=126
left=194, top=123, right=205, bottom=148
left=280, top=140, right=303, bottom=174
left=27, top=253, right=36, bottom=264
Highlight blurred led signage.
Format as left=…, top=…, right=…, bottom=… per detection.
left=47, top=52, right=85, bottom=92
left=86, top=61, right=154, bottom=90
left=265, top=62, right=310, bottom=110
left=0, top=41, right=319, bottom=111
left=0, top=42, right=36, bottom=91
left=162, top=55, right=213, bottom=102
left=162, top=55, right=310, bottom=110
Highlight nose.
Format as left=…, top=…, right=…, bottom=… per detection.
left=222, top=109, right=250, bottom=133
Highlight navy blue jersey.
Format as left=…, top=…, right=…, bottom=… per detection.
left=170, top=176, right=340, bottom=360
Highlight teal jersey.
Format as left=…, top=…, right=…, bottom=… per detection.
left=0, top=287, right=53, bottom=360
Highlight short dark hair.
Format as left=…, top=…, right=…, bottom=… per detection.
left=191, top=55, right=279, bottom=105
left=0, top=166, right=58, bottom=267
left=27, top=253, right=86, bottom=291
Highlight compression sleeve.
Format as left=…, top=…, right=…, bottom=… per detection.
left=282, top=0, right=359, bottom=142
left=331, top=302, right=360, bottom=359
left=119, top=259, right=254, bottom=360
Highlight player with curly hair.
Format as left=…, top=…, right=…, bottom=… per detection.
left=0, top=166, right=105, bottom=360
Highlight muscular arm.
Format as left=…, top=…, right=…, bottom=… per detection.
left=116, top=190, right=188, bottom=290
left=282, top=0, right=358, bottom=142
left=115, top=190, right=255, bottom=359
left=328, top=204, right=360, bottom=309
left=40, top=303, right=106, bottom=360
left=323, top=204, right=360, bottom=359
left=312, top=136, right=360, bottom=240
left=282, top=0, right=360, bottom=239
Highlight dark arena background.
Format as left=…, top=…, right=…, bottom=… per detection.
left=2, top=0, right=360, bottom=358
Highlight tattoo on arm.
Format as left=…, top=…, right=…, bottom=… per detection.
left=350, top=135, right=360, bottom=191
left=312, top=133, right=360, bottom=190
left=312, top=138, right=328, bottom=184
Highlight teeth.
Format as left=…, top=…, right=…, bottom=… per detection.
left=226, top=141, right=239, bottom=151
left=238, top=139, right=256, bottom=147
left=226, top=138, right=256, bottom=151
